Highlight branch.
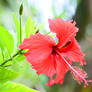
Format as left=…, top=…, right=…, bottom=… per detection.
left=0, top=50, right=22, bottom=66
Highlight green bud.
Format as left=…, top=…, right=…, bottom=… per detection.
left=19, top=4, right=23, bottom=15
left=36, top=29, right=39, bottom=34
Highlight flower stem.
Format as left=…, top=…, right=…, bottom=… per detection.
left=19, top=3, right=23, bottom=44
left=20, top=16, right=22, bottom=44
left=0, top=50, right=22, bottom=66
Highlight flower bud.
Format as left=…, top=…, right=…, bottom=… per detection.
left=19, top=4, right=23, bottom=16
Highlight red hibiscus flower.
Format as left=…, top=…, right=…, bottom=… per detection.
left=19, top=18, right=91, bottom=87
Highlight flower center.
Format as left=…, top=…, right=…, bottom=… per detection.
left=52, top=46, right=59, bottom=54
left=52, top=40, right=71, bottom=54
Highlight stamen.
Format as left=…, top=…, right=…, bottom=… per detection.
left=56, top=50, right=92, bottom=87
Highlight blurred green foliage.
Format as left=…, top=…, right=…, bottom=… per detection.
left=25, top=16, right=35, bottom=38
left=0, top=67, right=19, bottom=83
left=0, top=26, right=14, bottom=54
left=0, top=3, right=39, bottom=91
left=0, top=81, right=38, bottom=92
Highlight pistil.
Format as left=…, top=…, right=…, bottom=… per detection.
left=56, top=50, right=92, bottom=87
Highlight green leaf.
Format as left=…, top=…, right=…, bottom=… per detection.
left=0, top=82, right=38, bottom=92
left=13, top=13, right=23, bottom=46
left=14, top=54, right=25, bottom=63
left=59, top=11, right=67, bottom=19
left=0, top=48, right=3, bottom=64
left=25, top=16, right=35, bottom=38
left=0, top=26, right=14, bottom=55
left=3, top=48, right=10, bottom=59
left=9, top=60, right=29, bottom=74
left=0, top=67, right=19, bottom=83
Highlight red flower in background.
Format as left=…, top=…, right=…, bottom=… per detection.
left=19, top=18, right=91, bottom=87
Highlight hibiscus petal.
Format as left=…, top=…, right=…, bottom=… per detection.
left=46, top=77, right=55, bottom=86
left=54, top=54, right=72, bottom=85
left=62, top=38, right=86, bottom=65
left=19, top=33, right=56, bottom=62
left=48, top=18, right=78, bottom=48
left=19, top=33, right=56, bottom=78
left=26, top=54, right=56, bottom=78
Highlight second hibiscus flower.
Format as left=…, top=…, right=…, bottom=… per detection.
left=19, top=18, right=91, bottom=87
